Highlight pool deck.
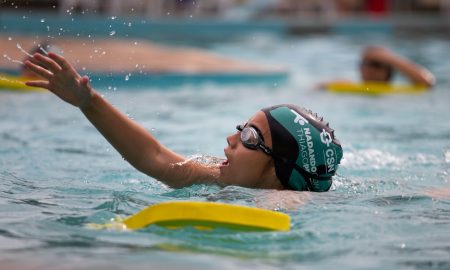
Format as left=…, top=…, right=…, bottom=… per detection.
left=0, top=35, right=282, bottom=76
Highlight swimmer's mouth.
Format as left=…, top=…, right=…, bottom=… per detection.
left=220, top=150, right=230, bottom=168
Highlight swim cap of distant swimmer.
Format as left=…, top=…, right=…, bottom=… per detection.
left=261, top=104, right=343, bottom=192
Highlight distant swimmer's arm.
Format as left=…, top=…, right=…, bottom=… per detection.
left=365, top=47, right=435, bottom=87
left=24, top=53, right=215, bottom=188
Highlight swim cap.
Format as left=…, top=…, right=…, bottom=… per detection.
left=261, top=104, right=343, bottom=192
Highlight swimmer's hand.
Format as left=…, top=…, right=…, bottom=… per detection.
left=25, top=53, right=94, bottom=108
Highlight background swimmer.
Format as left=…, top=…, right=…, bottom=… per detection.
left=24, top=52, right=343, bottom=193
left=320, top=46, right=435, bottom=89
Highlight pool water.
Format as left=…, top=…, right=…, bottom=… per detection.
left=1, top=34, right=450, bottom=270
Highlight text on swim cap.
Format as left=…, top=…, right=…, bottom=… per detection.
left=295, top=126, right=317, bottom=174
left=289, top=109, right=317, bottom=174
left=325, top=148, right=336, bottom=173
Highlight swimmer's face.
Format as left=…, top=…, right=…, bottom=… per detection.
left=360, top=58, right=391, bottom=82
left=219, top=111, right=282, bottom=189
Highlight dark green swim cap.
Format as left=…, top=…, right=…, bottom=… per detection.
left=261, top=104, right=343, bottom=192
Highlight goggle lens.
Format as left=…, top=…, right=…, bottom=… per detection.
left=240, top=127, right=259, bottom=148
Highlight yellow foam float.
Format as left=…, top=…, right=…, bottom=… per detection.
left=325, top=82, right=428, bottom=95
left=91, top=201, right=291, bottom=232
left=0, top=74, right=45, bottom=92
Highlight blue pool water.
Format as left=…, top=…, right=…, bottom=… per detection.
left=1, top=33, right=450, bottom=269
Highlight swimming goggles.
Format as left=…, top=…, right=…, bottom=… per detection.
left=236, top=123, right=273, bottom=156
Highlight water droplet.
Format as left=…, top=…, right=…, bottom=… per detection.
left=111, top=16, right=117, bottom=20
left=109, top=30, right=116, bottom=36
left=125, top=74, right=130, bottom=81
left=40, top=18, right=45, bottom=23
left=8, top=37, right=12, bottom=41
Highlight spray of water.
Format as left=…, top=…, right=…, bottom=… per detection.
left=16, top=43, right=33, bottom=58
left=39, top=46, right=49, bottom=55
left=3, top=54, right=23, bottom=65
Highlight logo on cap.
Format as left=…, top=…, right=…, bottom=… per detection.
left=290, top=109, right=309, bottom=126
left=320, top=129, right=332, bottom=147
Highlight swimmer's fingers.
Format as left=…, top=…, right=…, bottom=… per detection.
left=24, top=60, right=53, bottom=80
left=48, top=52, right=75, bottom=72
left=33, top=53, right=62, bottom=73
left=25, top=80, right=50, bottom=89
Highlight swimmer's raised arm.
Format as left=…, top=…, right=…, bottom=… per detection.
left=25, top=53, right=215, bottom=187
left=363, top=46, right=435, bottom=87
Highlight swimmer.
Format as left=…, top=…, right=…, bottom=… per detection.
left=320, top=46, right=435, bottom=89
left=24, top=52, right=343, bottom=192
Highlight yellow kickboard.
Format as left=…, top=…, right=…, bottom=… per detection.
left=325, top=82, right=428, bottom=95
left=122, top=201, right=291, bottom=232
left=0, top=74, right=45, bottom=92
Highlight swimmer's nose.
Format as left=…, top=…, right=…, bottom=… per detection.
left=226, top=133, right=238, bottom=149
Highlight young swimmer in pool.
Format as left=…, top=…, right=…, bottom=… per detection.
left=320, top=46, right=435, bottom=89
left=24, top=52, right=343, bottom=192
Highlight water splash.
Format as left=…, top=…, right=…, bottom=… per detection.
left=445, top=148, right=450, bottom=163
left=3, top=53, right=23, bottom=65
left=173, top=155, right=224, bottom=168
left=16, top=43, right=33, bottom=58
left=39, top=46, right=49, bottom=55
